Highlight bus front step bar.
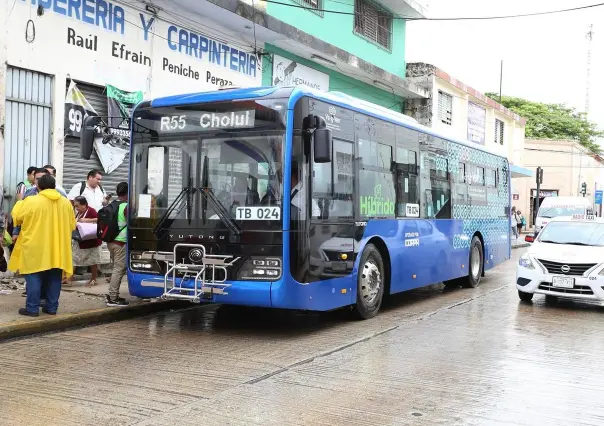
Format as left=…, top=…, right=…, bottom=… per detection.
left=157, top=243, right=239, bottom=303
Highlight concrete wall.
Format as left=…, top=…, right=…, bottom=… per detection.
left=266, top=0, right=407, bottom=79
left=513, top=139, right=604, bottom=223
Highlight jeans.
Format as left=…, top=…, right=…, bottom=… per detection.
left=108, top=243, right=127, bottom=301
left=512, top=225, right=519, bottom=239
left=25, top=269, right=62, bottom=313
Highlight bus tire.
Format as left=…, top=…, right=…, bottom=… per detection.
left=352, top=244, right=385, bottom=320
left=462, top=236, right=484, bottom=288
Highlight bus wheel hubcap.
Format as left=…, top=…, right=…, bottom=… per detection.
left=471, top=246, right=481, bottom=279
left=360, top=260, right=381, bottom=304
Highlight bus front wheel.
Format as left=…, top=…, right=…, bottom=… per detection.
left=462, top=236, right=484, bottom=288
left=352, top=244, right=385, bottom=320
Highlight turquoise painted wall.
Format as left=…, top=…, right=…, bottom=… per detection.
left=263, top=45, right=403, bottom=112
left=266, top=0, right=406, bottom=79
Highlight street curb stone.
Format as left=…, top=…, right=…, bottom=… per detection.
left=0, top=299, right=190, bottom=341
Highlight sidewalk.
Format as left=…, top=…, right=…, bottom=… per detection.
left=0, top=272, right=188, bottom=340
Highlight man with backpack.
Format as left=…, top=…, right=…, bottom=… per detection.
left=98, top=182, right=129, bottom=307
left=16, top=166, right=36, bottom=201
left=68, top=169, right=110, bottom=212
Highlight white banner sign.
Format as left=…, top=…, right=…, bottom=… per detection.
left=272, top=55, right=330, bottom=91
left=467, top=102, right=486, bottom=145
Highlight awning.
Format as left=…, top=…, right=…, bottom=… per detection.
left=510, top=164, right=532, bottom=178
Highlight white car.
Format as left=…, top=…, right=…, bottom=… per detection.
left=517, top=215, right=604, bottom=304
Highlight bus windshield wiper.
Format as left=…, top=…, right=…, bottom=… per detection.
left=152, top=185, right=193, bottom=237
left=197, top=187, right=242, bottom=236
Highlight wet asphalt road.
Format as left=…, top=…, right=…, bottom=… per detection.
left=2, top=247, right=604, bottom=425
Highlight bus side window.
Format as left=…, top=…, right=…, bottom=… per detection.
left=395, top=147, right=419, bottom=217
left=420, top=152, right=451, bottom=219
left=312, top=139, right=354, bottom=220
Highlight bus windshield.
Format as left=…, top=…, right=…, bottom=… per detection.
left=129, top=102, right=286, bottom=231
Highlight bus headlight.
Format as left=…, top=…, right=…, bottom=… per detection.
left=238, top=257, right=282, bottom=280
left=130, top=252, right=161, bottom=274
left=518, top=253, right=535, bottom=270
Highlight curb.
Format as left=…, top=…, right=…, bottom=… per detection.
left=0, top=299, right=191, bottom=341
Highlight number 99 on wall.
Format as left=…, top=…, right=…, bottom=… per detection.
left=235, top=207, right=281, bottom=221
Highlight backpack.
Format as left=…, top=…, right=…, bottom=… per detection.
left=97, top=200, right=126, bottom=243
left=79, top=181, right=104, bottom=196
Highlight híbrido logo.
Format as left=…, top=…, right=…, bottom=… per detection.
left=360, top=184, right=395, bottom=216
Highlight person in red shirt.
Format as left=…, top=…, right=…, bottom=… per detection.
left=66, top=196, right=102, bottom=287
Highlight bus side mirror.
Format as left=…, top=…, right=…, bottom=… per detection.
left=80, top=115, right=100, bottom=160
left=313, top=128, right=332, bottom=163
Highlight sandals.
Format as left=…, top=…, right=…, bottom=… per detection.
left=85, top=279, right=98, bottom=287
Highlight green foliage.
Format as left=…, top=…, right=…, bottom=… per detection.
left=485, top=93, right=603, bottom=154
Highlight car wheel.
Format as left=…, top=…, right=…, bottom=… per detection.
left=518, top=290, right=534, bottom=302
left=352, top=244, right=385, bottom=320
left=462, top=236, right=484, bottom=288
left=545, top=295, right=558, bottom=305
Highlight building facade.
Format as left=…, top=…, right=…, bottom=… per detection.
left=405, top=63, right=531, bottom=182
left=514, top=139, right=604, bottom=225
left=0, top=0, right=428, bottom=210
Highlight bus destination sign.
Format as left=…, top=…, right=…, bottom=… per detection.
left=159, top=110, right=255, bottom=133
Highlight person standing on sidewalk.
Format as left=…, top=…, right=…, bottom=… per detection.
left=16, top=166, right=36, bottom=201
left=104, top=182, right=129, bottom=307
left=43, top=165, right=68, bottom=197
left=68, top=169, right=110, bottom=212
left=9, top=174, right=76, bottom=316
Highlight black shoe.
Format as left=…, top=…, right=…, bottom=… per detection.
left=18, top=308, right=39, bottom=317
left=106, top=296, right=129, bottom=307
left=42, top=308, right=57, bottom=315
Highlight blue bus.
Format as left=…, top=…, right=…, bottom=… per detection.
left=89, top=86, right=511, bottom=319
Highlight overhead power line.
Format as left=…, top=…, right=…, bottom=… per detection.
left=261, top=0, right=604, bottom=21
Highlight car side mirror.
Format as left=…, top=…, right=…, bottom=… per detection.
left=80, top=115, right=101, bottom=160
left=313, top=128, right=332, bottom=163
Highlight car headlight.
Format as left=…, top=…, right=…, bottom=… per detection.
left=237, top=257, right=282, bottom=281
left=518, top=253, right=535, bottom=269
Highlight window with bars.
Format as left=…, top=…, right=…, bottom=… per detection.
left=495, top=119, right=504, bottom=145
left=292, top=0, right=323, bottom=16
left=354, top=0, right=392, bottom=50
left=438, top=91, right=453, bottom=125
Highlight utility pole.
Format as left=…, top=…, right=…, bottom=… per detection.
left=585, top=24, right=594, bottom=114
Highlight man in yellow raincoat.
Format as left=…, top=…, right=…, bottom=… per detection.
left=9, top=174, right=76, bottom=316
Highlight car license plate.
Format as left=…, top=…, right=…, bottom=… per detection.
left=331, top=262, right=347, bottom=272
left=552, top=276, right=574, bottom=289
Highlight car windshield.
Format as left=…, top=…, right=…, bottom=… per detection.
left=538, top=222, right=604, bottom=246
left=538, top=206, right=586, bottom=218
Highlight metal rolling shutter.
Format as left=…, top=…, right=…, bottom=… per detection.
left=62, top=81, right=130, bottom=194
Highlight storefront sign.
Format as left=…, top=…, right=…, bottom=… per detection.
left=467, top=103, right=486, bottom=145
left=11, top=1, right=262, bottom=98
left=64, top=80, right=97, bottom=138
left=595, top=190, right=603, bottom=205
left=272, top=55, right=330, bottom=91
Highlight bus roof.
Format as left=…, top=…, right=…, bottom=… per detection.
left=147, top=86, right=508, bottom=161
